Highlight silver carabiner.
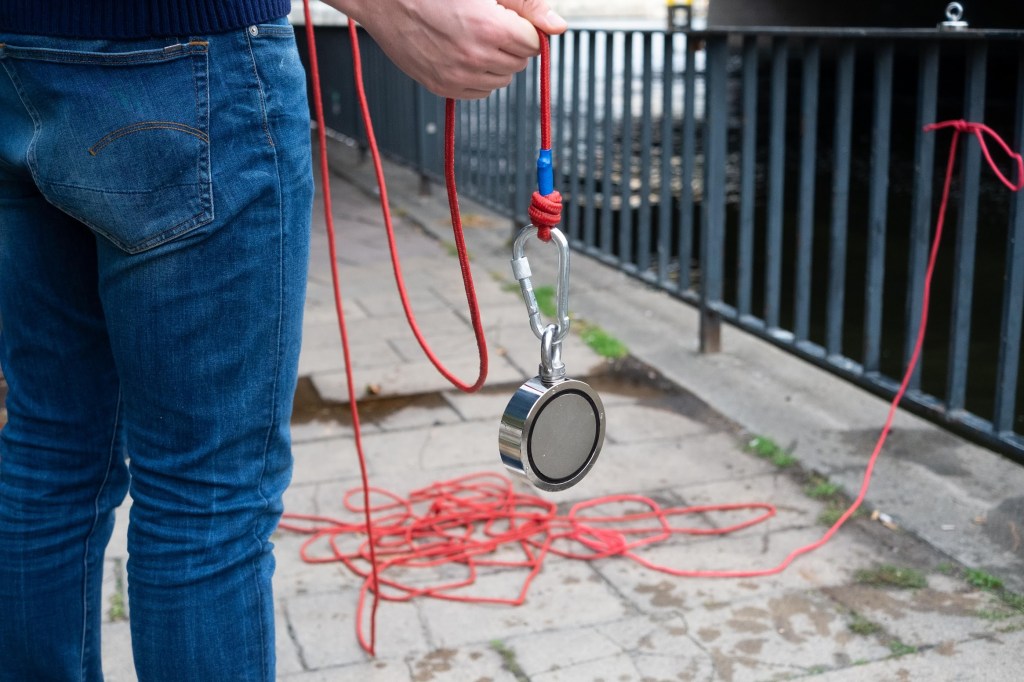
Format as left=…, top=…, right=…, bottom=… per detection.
left=510, top=225, right=571, bottom=344
left=539, top=323, right=565, bottom=384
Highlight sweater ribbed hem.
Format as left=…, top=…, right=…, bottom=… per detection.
left=0, top=0, right=292, bottom=39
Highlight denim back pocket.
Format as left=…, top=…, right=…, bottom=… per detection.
left=0, top=40, right=212, bottom=254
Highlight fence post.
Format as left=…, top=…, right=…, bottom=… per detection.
left=700, top=35, right=727, bottom=354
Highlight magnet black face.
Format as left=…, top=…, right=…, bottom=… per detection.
left=498, top=377, right=606, bottom=491
left=528, top=389, right=600, bottom=484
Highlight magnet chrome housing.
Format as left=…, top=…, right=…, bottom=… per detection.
left=498, top=375, right=606, bottom=492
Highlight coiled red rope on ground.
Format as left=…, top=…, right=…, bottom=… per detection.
left=293, top=0, right=1022, bottom=655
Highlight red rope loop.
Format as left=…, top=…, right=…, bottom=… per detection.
left=528, top=189, right=562, bottom=241
left=923, top=119, right=1024, bottom=191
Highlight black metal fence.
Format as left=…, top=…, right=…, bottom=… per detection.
left=297, top=24, right=1024, bottom=464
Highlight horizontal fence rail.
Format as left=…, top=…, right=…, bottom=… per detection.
left=297, top=24, right=1024, bottom=464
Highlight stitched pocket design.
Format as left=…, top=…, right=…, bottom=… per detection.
left=1, top=40, right=212, bottom=254
left=88, top=121, right=210, bottom=156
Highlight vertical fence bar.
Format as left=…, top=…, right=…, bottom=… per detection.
left=514, top=68, right=530, bottom=228
left=583, top=30, right=599, bottom=248
left=863, top=41, right=894, bottom=374
left=906, top=42, right=940, bottom=390
left=555, top=32, right=568, bottom=189
left=794, top=39, right=820, bottom=341
left=567, top=32, right=583, bottom=241
left=414, top=86, right=430, bottom=194
left=473, top=98, right=482, bottom=194
left=946, top=42, right=988, bottom=412
left=504, top=72, right=516, bottom=217
left=701, top=35, right=728, bottom=353
left=994, top=45, right=1024, bottom=434
left=677, top=36, right=697, bottom=294
left=827, top=41, right=855, bottom=358
left=455, top=96, right=466, bottom=197
left=618, top=32, right=635, bottom=267
left=657, top=32, right=675, bottom=286
left=488, top=86, right=500, bottom=205
left=637, top=32, right=655, bottom=273
left=486, top=93, right=495, bottom=201
left=765, top=37, right=789, bottom=329
left=600, top=31, right=615, bottom=254
left=738, top=36, right=759, bottom=318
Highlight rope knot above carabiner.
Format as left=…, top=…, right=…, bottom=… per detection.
left=528, top=190, right=563, bottom=241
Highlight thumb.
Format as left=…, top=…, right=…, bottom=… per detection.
left=497, top=0, right=569, bottom=35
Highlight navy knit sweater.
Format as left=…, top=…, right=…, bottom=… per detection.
left=0, top=0, right=292, bottom=38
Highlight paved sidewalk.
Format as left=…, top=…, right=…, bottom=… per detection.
left=98, top=142, right=1024, bottom=681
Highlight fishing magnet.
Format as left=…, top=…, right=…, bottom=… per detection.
left=499, top=227, right=606, bottom=491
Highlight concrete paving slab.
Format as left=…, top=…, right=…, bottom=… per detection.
left=291, top=436, right=370, bottom=485
left=684, top=587, right=894, bottom=677
left=100, top=622, right=135, bottom=682
left=311, top=355, right=522, bottom=404
left=814, top=628, right=1024, bottom=681
left=591, top=524, right=882, bottom=616
left=422, top=559, right=634, bottom=648
left=823, top=573, right=1024, bottom=648
left=529, top=652, right=640, bottom=682
left=284, top=589, right=430, bottom=667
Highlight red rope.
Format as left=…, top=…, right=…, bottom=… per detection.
left=300, top=4, right=381, bottom=655
left=923, top=119, right=1024, bottom=192
left=529, top=29, right=562, bottom=242
left=351, top=27, right=488, bottom=394
left=296, top=0, right=1023, bottom=654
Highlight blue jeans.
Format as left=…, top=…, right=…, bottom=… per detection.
left=0, top=18, right=312, bottom=681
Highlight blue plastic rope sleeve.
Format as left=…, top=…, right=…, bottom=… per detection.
left=537, top=149, right=553, bottom=196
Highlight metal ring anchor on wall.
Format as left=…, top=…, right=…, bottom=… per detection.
left=498, top=226, right=606, bottom=492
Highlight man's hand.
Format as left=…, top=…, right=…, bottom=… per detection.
left=322, top=0, right=568, bottom=99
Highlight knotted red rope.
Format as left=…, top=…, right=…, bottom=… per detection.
left=529, top=29, right=562, bottom=241
left=528, top=190, right=563, bottom=240
left=924, top=119, right=1024, bottom=192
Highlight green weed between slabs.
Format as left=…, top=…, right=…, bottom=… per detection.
left=888, top=640, right=917, bottom=657
left=747, top=436, right=797, bottom=468
left=804, top=476, right=840, bottom=500
left=855, top=565, right=927, bottom=590
left=489, top=640, right=529, bottom=682
left=961, top=568, right=1024, bottom=615
left=817, top=503, right=867, bottom=527
left=848, top=612, right=882, bottom=636
left=577, top=321, right=628, bottom=359
left=108, top=558, right=128, bottom=622
left=965, top=568, right=1004, bottom=591
left=798, top=473, right=865, bottom=527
